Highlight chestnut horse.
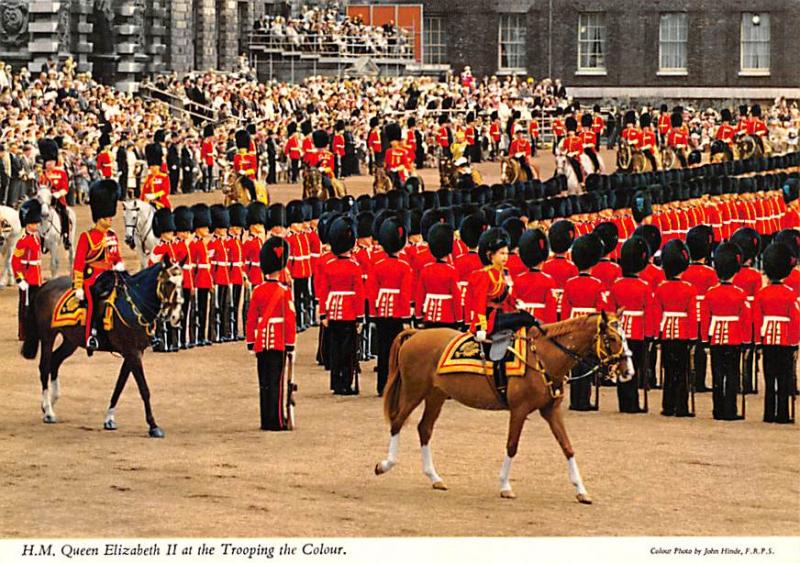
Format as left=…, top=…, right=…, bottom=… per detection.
left=375, top=312, right=634, bottom=502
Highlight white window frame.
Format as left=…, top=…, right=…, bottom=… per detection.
left=740, top=12, right=770, bottom=76
left=576, top=12, right=607, bottom=76
left=658, top=12, right=688, bottom=76
left=423, top=16, right=447, bottom=65
left=498, top=13, right=527, bottom=73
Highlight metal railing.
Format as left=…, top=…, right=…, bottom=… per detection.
left=248, top=30, right=416, bottom=62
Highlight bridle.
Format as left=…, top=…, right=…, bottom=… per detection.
left=123, top=200, right=154, bottom=249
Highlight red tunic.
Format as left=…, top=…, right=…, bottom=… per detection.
left=286, top=230, right=312, bottom=280
left=562, top=273, right=610, bottom=320
left=96, top=150, right=114, bottom=179
left=140, top=170, right=171, bottom=209
left=436, top=126, right=450, bottom=148
left=171, top=237, right=194, bottom=289
left=592, top=115, right=605, bottom=135
left=753, top=283, right=800, bottom=346
left=608, top=276, right=655, bottom=340
left=72, top=227, right=122, bottom=291
left=385, top=146, right=412, bottom=182
left=147, top=238, right=178, bottom=267
left=559, top=135, right=583, bottom=157
left=541, top=255, right=579, bottom=318
left=190, top=236, right=212, bottom=290
left=225, top=235, right=244, bottom=285
left=301, top=136, right=315, bottom=165
left=416, top=260, right=462, bottom=324
left=657, top=114, right=671, bottom=136
left=246, top=280, right=296, bottom=352
left=639, top=263, right=666, bottom=292
left=369, top=255, right=413, bottom=320
left=506, top=253, right=526, bottom=278
left=233, top=150, right=258, bottom=180
left=368, top=129, right=382, bottom=153
left=332, top=133, right=345, bottom=157
left=490, top=122, right=502, bottom=142
left=509, top=138, right=531, bottom=158
left=667, top=128, right=689, bottom=149
left=580, top=130, right=597, bottom=151
left=620, top=127, right=642, bottom=147
left=284, top=136, right=302, bottom=160
left=242, top=234, right=265, bottom=286
left=591, top=259, right=622, bottom=292
left=466, top=265, right=514, bottom=333
left=11, top=232, right=43, bottom=286
left=700, top=282, right=752, bottom=345
left=653, top=279, right=698, bottom=340
left=317, top=256, right=365, bottom=321
left=201, top=139, right=215, bottom=166
left=39, top=168, right=69, bottom=207
left=513, top=268, right=557, bottom=324
left=208, top=235, right=230, bottom=286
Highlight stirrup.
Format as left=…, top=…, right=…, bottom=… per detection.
left=87, top=335, right=99, bottom=351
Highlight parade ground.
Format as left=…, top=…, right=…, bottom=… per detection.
left=1, top=153, right=798, bottom=538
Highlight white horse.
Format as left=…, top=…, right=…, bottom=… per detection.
left=37, top=189, right=76, bottom=279
left=0, top=205, right=22, bottom=287
left=122, top=199, right=157, bottom=271
left=580, top=150, right=606, bottom=175
left=555, top=152, right=585, bottom=196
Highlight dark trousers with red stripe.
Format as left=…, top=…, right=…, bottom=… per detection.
left=256, top=350, right=288, bottom=430
left=375, top=318, right=404, bottom=396
left=617, top=339, right=644, bottom=413
left=762, top=345, right=794, bottom=423
left=328, top=320, right=358, bottom=394
left=18, top=286, right=40, bottom=341
left=661, top=340, right=691, bottom=416
left=711, top=345, right=742, bottom=420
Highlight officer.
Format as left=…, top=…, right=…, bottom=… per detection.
left=38, top=138, right=71, bottom=249
left=141, top=143, right=171, bottom=209
left=12, top=199, right=43, bottom=341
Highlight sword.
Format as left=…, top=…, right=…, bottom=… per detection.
left=688, top=343, right=696, bottom=416
left=740, top=345, right=747, bottom=420
left=642, top=340, right=650, bottom=414
left=285, top=351, right=297, bottom=430
left=791, top=348, right=797, bottom=423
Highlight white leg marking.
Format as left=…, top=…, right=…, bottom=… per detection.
left=421, top=445, right=443, bottom=484
left=568, top=456, right=588, bottom=495
left=377, top=433, right=399, bottom=473
left=499, top=454, right=513, bottom=492
left=104, top=407, right=117, bottom=430
left=50, top=379, right=60, bottom=405
left=41, top=389, right=55, bottom=422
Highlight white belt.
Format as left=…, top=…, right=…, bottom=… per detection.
left=660, top=311, right=687, bottom=332
left=709, top=315, right=739, bottom=336
left=518, top=301, right=545, bottom=310
left=182, top=265, right=193, bottom=271
left=230, top=262, right=243, bottom=267
left=328, top=291, right=355, bottom=297
left=571, top=307, right=595, bottom=318
left=696, top=295, right=705, bottom=301
left=621, top=311, right=644, bottom=317
left=761, top=315, right=790, bottom=337
left=267, top=317, right=284, bottom=323
left=377, top=288, right=400, bottom=298
left=196, top=264, right=211, bottom=270
left=21, top=260, right=41, bottom=265
left=246, top=261, right=259, bottom=267
left=423, top=293, right=452, bottom=314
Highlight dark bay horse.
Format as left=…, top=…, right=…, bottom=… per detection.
left=375, top=312, right=634, bottom=502
left=20, top=260, right=184, bottom=437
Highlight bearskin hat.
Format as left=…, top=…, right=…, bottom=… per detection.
left=312, top=130, right=329, bottom=149
left=519, top=228, right=549, bottom=269
left=477, top=227, right=511, bottom=266
left=356, top=211, right=375, bottom=239
left=751, top=104, right=762, bottom=117
left=407, top=116, right=416, bottom=128
left=421, top=209, right=444, bottom=242
left=783, top=179, right=799, bottom=204
left=369, top=116, right=380, bottom=128
left=581, top=113, right=593, bottom=128
left=428, top=223, right=454, bottom=260
left=89, top=179, right=119, bottom=223
left=730, top=227, right=761, bottom=263
left=720, top=108, right=732, bottom=123
left=317, top=212, right=340, bottom=245
left=98, top=132, right=111, bottom=149
left=624, top=110, right=637, bottom=126
left=38, top=138, right=59, bottom=163
left=501, top=217, right=524, bottom=251
left=153, top=208, right=176, bottom=238
left=19, top=199, right=42, bottom=226
left=408, top=208, right=423, bottom=236
left=287, top=122, right=297, bottom=136
left=661, top=239, right=691, bottom=279
left=227, top=203, right=247, bottom=229
left=210, top=204, right=230, bottom=231
left=154, top=129, right=166, bottom=144
left=763, top=243, right=797, bottom=282
left=145, top=143, right=162, bottom=167
left=565, top=116, right=578, bottom=132
left=640, top=112, right=652, bottom=129
left=174, top=205, right=193, bottom=232
left=301, top=120, right=313, bottom=135
left=329, top=215, right=356, bottom=256
left=334, top=120, right=344, bottom=132
left=378, top=216, right=407, bottom=255
left=774, top=229, right=800, bottom=258
left=232, top=129, right=249, bottom=151
left=203, top=124, right=215, bottom=138
left=548, top=219, right=575, bottom=254
left=670, top=112, right=683, bottom=128
left=286, top=200, right=305, bottom=225
left=621, top=236, right=650, bottom=276
left=267, top=203, right=287, bottom=229
left=660, top=104, right=668, bottom=113
left=572, top=234, right=604, bottom=271
left=686, top=225, right=714, bottom=261
left=260, top=236, right=290, bottom=275
left=631, top=190, right=653, bottom=224
left=459, top=213, right=487, bottom=249
left=633, top=224, right=661, bottom=257
left=190, top=203, right=211, bottom=230
left=384, top=122, right=402, bottom=143
left=245, top=201, right=267, bottom=228
left=714, top=242, right=743, bottom=281
left=593, top=222, right=619, bottom=257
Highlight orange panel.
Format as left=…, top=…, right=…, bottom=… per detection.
left=346, top=5, right=371, bottom=25
left=397, top=5, right=422, bottom=62
left=371, top=6, right=396, bottom=26
left=347, top=4, right=423, bottom=62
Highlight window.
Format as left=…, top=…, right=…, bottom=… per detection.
left=577, top=13, right=606, bottom=73
left=498, top=14, right=526, bottom=70
left=741, top=13, right=770, bottom=74
left=423, top=16, right=447, bottom=65
left=659, top=13, right=688, bottom=73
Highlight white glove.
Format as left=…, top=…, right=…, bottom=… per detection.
left=475, top=330, right=488, bottom=343
left=145, top=193, right=157, bottom=201
left=113, top=262, right=125, bottom=272
left=53, top=189, right=67, bottom=199
left=75, top=288, right=85, bottom=301
left=18, top=280, right=29, bottom=292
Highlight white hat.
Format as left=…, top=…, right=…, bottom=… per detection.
left=454, top=157, right=468, bottom=167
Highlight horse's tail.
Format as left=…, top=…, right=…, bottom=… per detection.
left=20, top=305, right=40, bottom=360
left=383, top=328, right=419, bottom=424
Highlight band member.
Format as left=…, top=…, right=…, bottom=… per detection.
left=591, top=105, right=605, bottom=139
left=332, top=120, right=346, bottom=178
left=437, top=114, right=452, bottom=159
left=38, top=138, right=71, bottom=249
left=171, top=206, right=195, bottom=349
left=96, top=131, right=114, bottom=179
left=667, top=111, right=689, bottom=168
left=509, top=125, right=534, bottom=180
left=367, top=116, right=383, bottom=173
left=489, top=112, right=502, bottom=161
left=189, top=204, right=213, bottom=346
left=655, top=240, right=697, bottom=417
left=681, top=225, right=718, bottom=392
left=514, top=229, right=557, bottom=324
left=620, top=110, right=641, bottom=150
left=416, top=223, right=462, bottom=329
left=200, top=124, right=215, bottom=192
left=286, top=200, right=312, bottom=331
left=73, top=179, right=124, bottom=354
left=754, top=243, right=799, bottom=424
left=590, top=222, right=622, bottom=293
left=542, top=219, right=578, bottom=319
left=369, top=216, right=413, bottom=395
left=747, top=104, right=769, bottom=152
left=284, top=122, right=302, bottom=184
left=657, top=104, right=671, bottom=145
left=561, top=234, right=608, bottom=411
left=227, top=204, right=247, bottom=340
left=233, top=129, right=257, bottom=187
left=701, top=243, right=751, bottom=421
left=639, top=113, right=658, bottom=171
left=580, top=113, right=600, bottom=171
left=730, top=227, right=763, bottom=394
left=148, top=208, right=178, bottom=352
left=609, top=237, right=653, bottom=413
left=714, top=109, right=736, bottom=160
left=247, top=236, right=296, bottom=431
left=12, top=200, right=43, bottom=341
left=551, top=107, right=566, bottom=155
left=384, top=122, right=412, bottom=189
left=208, top=205, right=231, bottom=343
left=317, top=215, right=364, bottom=395
left=559, top=117, right=584, bottom=183
left=141, top=143, right=171, bottom=209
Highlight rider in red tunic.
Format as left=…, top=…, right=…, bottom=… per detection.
left=73, top=179, right=124, bottom=354
left=38, top=138, right=72, bottom=249
left=12, top=200, right=43, bottom=340
left=141, top=143, right=172, bottom=209
left=96, top=132, right=114, bottom=179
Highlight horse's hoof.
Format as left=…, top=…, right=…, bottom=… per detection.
left=103, top=420, right=117, bottom=431
left=148, top=427, right=165, bottom=438
left=500, top=489, right=517, bottom=499
left=43, top=414, right=57, bottom=424
left=374, top=464, right=383, bottom=476
left=432, top=481, right=448, bottom=491
left=576, top=493, right=593, bottom=505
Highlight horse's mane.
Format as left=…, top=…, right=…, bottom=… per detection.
left=537, top=313, right=598, bottom=338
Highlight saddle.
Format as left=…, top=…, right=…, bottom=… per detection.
left=437, top=329, right=527, bottom=378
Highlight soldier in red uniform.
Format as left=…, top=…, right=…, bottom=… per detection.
left=609, top=237, right=653, bottom=413
left=580, top=113, right=600, bottom=171
left=713, top=108, right=736, bottom=160
left=639, top=113, right=659, bottom=171
left=489, top=111, right=502, bottom=161
left=682, top=225, right=718, bottom=392
left=591, top=105, right=605, bottom=138
left=38, top=138, right=71, bottom=250
left=528, top=110, right=541, bottom=157
left=436, top=114, right=452, bottom=160
left=667, top=111, right=689, bottom=168
left=730, top=227, right=763, bottom=394
left=148, top=208, right=178, bottom=352
left=562, top=234, right=608, bottom=411
left=509, top=126, right=533, bottom=181
left=701, top=243, right=751, bottom=420
left=747, top=104, right=769, bottom=153
left=208, top=205, right=231, bottom=343
left=318, top=215, right=365, bottom=395
left=384, top=122, right=412, bottom=189
left=501, top=217, right=526, bottom=278
left=754, top=243, right=799, bottom=423
left=633, top=224, right=666, bottom=387
left=189, top=204, right=213, bottom=347
left=243, top=202, right=267, bottom=289
left=551, top=107, right=566, bottom=155
left=774, top=229, right=800, bottom=294
left=171, top=206, right=195, bottom=349
left=367, top=116, right=383, bottom=173
left=96, top=132, right=114, bottom=179
left=311, top=130, right=337, bottom=198
left=619, top=110, right=641, bottom=151
left=73, top=179, right=124, bottom=354
left=233, top=129, right=258, bottom=195
left=454, top=214, right=487, bottom=325
left=353, top=211, right=376, bottom=360
left=284, top=122, right=302, bottom=184
left=657, top=104, right=671, bottom=146
left=559, top=117, right=584, bottom=184
left=227, top=204, right=247, bottom=340
left=246, top=236, right=296, bottom=431
left=370, top=216, right=413, bottom=395
left=200, top=124, right=216, bottom=192
left=542, top=220, right=578, bottom=320
left=655, top=240, right=698, bottom=417
left=141, top=144, right=171, bottom=209
left=514, top=229, right=557, bottom=324
left=332, top=120, right=346, bottom=179
left=416, top=224, right=462, bottom=329
left=286, top=200, right=312, bottom=331
left=591, top=222, right=622, bottom=293
left=12, top=200, right=43, bottom=340
left=300, top=120, right=315, bottom=169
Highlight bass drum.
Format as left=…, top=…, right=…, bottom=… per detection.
left=617, top=140, right=633, bottom=171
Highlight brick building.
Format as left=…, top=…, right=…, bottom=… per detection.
left=408, top=0, right=800, bottom=100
